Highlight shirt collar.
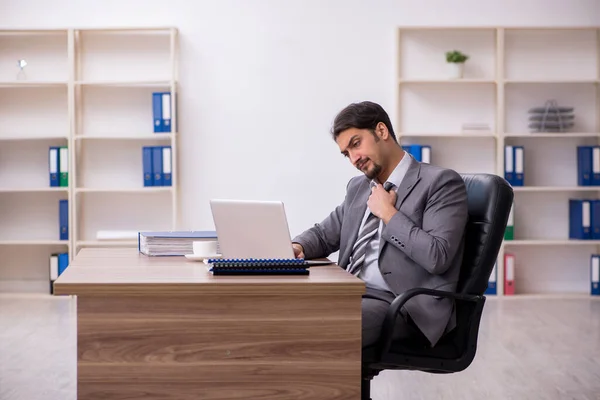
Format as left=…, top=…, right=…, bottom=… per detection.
left=371, top=150, right=410, bottom=189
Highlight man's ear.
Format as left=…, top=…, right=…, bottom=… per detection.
left=376, top=122, right=389, bottom=140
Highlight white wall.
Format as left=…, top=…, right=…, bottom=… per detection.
left=1, top=0, right=599, bottom=238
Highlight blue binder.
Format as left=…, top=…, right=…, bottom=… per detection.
left=593, top=146, right=600, bottom=186
left=591, top=254, right=600, bottom=296
left=569, top=199, right=591, bottom=239
left=161, top=92, right=171, bottom=133
left=577, top=146, right=592, bottom=186
left=152, top=146, right=163, bottom=186
left=49, top=146, right=60, bottom=187
left=162, top=146, right=172, bottom=187
left=142, top=146, right=153, bottom=187
left=513, top=146, right=524, bottom=186
left=592, top=199, right=600, bottom=240
left=152, top=92, right=163, bottom=133
left=59, top=199, right=68, bottom=240
left=58, top=253, right=69, bottom=276
left=484, top=261, right=497, bottom=295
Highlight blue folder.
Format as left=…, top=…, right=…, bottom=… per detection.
left=569, top=199, right=591, bottom=239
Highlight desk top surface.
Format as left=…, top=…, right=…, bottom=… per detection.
left=53, top=248, right=364, bottom=296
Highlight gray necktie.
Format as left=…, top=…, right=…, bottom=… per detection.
left=346, top=181, right=395, bottom=276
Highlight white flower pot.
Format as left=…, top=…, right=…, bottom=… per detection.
left=448, top=63, right=464, bottom=79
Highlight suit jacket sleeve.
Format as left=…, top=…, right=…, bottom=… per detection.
left=381, top=169, right=468, bottom=275
left=292, top=184, right=351, bottom=260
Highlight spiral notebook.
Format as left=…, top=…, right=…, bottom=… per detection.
left=206, top=258, right=314, bottom=275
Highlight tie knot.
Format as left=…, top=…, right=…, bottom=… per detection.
left=384, top=181, right=395, bottom=191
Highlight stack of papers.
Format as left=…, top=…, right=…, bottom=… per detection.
left=138, top=231, right=218, bottom=256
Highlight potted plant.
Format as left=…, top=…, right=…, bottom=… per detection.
left=445, top=50, right=469, bottom=79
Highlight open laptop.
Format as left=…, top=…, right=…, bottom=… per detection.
left=209, top=199, right=332, bottom=265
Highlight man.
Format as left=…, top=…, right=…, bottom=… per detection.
left=292, top=101, right=468, bottom=348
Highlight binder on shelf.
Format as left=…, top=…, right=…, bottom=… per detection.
left=59, top=146, right=68, bottom=187
left=152, top=146, right=163, bottom=186
left=152, top=92, right=172, bottom=133
left=513, top=146, right=524, bottom=186
left=592, top=200, right=600, bottom=240
left=594, top=146, right=600, bottom=186
left=58, top=253, right=69, bottom=276
left=49, top=254, right=58, bottom=294
left=402, top=144, right=431, bottom=163
left=48, top=146, right=59, bottom=187
left=484, top=260, right=497, bottom=295
left=162, top=92, right=171, bottom=133
left=206, top=258, right=310, bottom=275
left=143, top=146, right=153, bottom=187
left=577, top=146, right=593, bottom=186
left=504, top=145, right=514, bottom=185
left=59, top=199, right=68, bottom=240
left=569, top=199, right=591, bottom=239
left=504, top=202, right=514, bottom=240
left=504, top=253, right=515, bottom=295
left=152, top=92, right=163, bottom=133
left=162, top=146, right=172, bottom=186
left=591, top=254, right=600, bottom=296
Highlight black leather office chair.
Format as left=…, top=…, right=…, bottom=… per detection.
left=361, top=173, right=514, bottom=400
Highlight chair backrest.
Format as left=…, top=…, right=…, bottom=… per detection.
left=457, top=174, right=514, bottom=295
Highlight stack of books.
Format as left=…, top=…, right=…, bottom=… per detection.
left=138, top=231, right=218, bottom=256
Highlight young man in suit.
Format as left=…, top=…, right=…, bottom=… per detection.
left=291, top=101, right=469, bottom=348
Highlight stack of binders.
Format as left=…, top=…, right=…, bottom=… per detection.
left=504, top=145, right=524, bottom=186
left=402, top=144, right=431, bottom=163
left=49, top=146, right=68, bottom=187
left=569, top=199, right=599, bottom=240
left=577, top=146, right=600, bottom=186
left=138, top=231, right=218, bottom=256
left=153, top=92, right=172, bottom=133
left=143, top=146, right=172, bottom=186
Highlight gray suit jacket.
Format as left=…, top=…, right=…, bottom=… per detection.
left=292, top=154, right=468, bottom=346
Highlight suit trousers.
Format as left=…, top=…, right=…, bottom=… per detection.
left=362, top=286, right=426, bottom=348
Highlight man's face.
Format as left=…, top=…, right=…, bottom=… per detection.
left=337, top=128, right=383, bottom=180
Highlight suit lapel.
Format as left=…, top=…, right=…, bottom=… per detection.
left=379, top=155, right=421, bottom=256
left=339, top=179, right=371, bottom=266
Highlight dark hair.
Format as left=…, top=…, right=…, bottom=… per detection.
left=331, top=101, right=396, bottom=142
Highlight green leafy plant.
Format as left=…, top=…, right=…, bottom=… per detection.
left=446, top=50, right=469, bottom=63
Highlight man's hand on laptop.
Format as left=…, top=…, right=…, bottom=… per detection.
left=292, top=243, right=305, bottom=259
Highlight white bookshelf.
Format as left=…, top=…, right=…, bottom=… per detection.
left=397, top=26, right=600, bottom=297
left=0, top=27, right=179, bottom=294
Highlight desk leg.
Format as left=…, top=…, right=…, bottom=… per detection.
left=76, top=293, right=362, bottom=399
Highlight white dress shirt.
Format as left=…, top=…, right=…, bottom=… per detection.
left=358, top=150, right=411, bottom=293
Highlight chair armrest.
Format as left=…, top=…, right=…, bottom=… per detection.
left=378, top=288, right=483, bottom=356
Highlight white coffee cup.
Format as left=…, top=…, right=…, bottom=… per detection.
left=193, top=240, right=219, bottom=256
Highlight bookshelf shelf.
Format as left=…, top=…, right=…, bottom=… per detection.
left=397, top=26, right=600, bottom=297
left=74, top=134, right=173, bottom=141
left=0, top=240, right=69, bottom=246
left=75, top=240, right=137, bottom=248
left=75, top=187, right=173, bottom=193
left=400, top=133, right=496, bottom=138
left=0, top=27, right=179, bottom=294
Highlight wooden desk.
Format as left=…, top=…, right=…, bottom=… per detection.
left=54, top=248, right=365, bottom=400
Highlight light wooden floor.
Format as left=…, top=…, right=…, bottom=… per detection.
left=1, top=294, right=599, bottom=400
